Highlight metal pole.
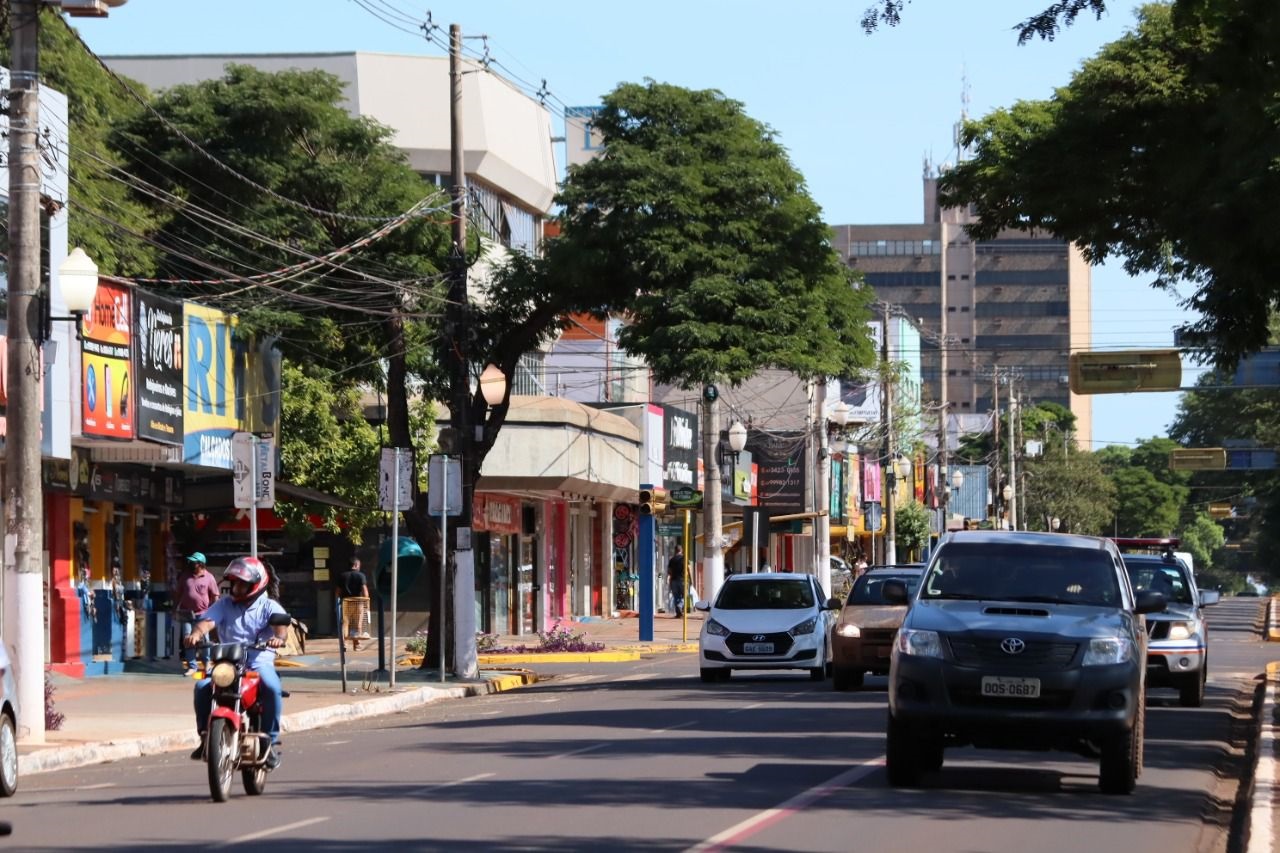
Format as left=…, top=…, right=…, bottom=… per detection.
left=882, top=305, right=897, bottom=564
left=681, top=508, right=691, bottom=642
left=7, top=0, right=44, bottom=742
left=249, top=435, right=259, bottom=558
left=390, top=447, right=401, bottom=690
left=439, top=455, right=448, bottom=682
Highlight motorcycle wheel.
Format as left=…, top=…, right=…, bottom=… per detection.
left=242, top=743, right=268, bottom=797
left=206, top=719, right=236, bottom=803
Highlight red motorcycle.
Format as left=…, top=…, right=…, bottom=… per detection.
left=193, top=614, right=291, bottom=802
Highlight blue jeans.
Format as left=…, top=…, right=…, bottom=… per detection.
left=179, top=613, right=205, bottom=668
left=194, top=656, right=283, bottom=744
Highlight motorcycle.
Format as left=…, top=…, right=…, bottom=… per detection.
left=192, top=613, right=292, bottom=802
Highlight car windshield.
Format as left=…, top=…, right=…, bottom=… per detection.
left=920, top=542, right=1121, bottom=606
left=1125, top=560, right=1195, bottom=606
left=849, top=573, right=921, bottom=604
left=715, top=578, right=816, bottom=610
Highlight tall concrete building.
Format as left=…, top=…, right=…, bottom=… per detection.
left=830, top=171, right=1092, bottom=448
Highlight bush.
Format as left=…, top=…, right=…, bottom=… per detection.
left=46, top=670, right=65, bottom=731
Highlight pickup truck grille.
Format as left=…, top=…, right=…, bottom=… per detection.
left=947, top=637, right=1079, bottom=670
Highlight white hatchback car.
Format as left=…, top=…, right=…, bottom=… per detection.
left=694, top=572, right=839, bottom=683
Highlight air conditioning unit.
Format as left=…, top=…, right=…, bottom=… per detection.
left=51, top=0, right=126, bottom=17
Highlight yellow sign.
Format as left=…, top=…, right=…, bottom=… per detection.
left=1069, top=350, right=1182, bottom=395
left=1168, top=448, right=1227, bottom=471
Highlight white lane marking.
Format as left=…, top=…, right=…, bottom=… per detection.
left=409, top=772, right=495, bottom=796
left=321, top=740, right=351, bottom=746
left=80, top=783, right=115, bottom=790
left=649, top=721, right=695, bottom=736
left=217, top=817, right=330, bottom=848
left=616, top=673, right=660, bottom=682
left=1249, top=673, right=1278, bottom=853
left=688, top=758, right=883, bottom=852
left=730, top=703, right=765, bottom=713
left=550, top=742, right=609, bottom=760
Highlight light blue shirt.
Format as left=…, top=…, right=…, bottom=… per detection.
left=201, top=594, right=286, bottom=666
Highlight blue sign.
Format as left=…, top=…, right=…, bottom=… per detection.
left=1227, top=449, right=1278, bottom=470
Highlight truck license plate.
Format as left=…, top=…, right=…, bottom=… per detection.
left=981, top=676, right=1041, bottom=698
left=743, top=642, right=774, bottom=654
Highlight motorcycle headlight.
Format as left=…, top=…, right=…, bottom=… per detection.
left=1082, top=637, right=1134, bottom=666
left=789, top=617, right=819, bottom=636
left=1167, top=621, right=1197, bottom=641
left=705, top=618, right=731, bottom=637
left=211, top=662, right=238, bottom=688
left=894, top=628, right=943, bottom=659
left=837, top=623, right=862, bottom=638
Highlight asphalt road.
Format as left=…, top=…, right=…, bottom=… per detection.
left=4, top=597, right=1274, bottom=853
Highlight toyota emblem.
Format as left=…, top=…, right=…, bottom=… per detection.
left=752, top=634, right=767, bottom=642
left=1000, top=637, right=1026, bottom=655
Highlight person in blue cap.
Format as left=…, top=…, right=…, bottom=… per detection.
left=175, top=551, right=219, bottom=675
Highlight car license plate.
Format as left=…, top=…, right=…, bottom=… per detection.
left=981, top=676, right=1041, bottom=698
left=743, top=642, right=774, bottom=654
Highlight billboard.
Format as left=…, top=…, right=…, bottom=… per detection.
left=134, top=292, right=184, bottom=446
left=840, top=320, right=882, bottom=423
left=183, top=302, right=281, bottom=469
left=662, top=404, right=699, bottom=491
left=81, top=281, right=134, bottom=440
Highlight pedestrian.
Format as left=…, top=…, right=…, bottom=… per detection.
left=175, top=552, right=219, bottom=675
left=666, top=546, right=686, bottom=618
left=338, top=557, right=370, bottom=651
left=854, top=552, right=869, bottom=577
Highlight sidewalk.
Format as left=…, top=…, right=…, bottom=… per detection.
left=24, top=611, right=701, bottom=777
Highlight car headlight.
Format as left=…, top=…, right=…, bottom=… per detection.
left=1167, top=621, right=1198, bottom=641
left=836, top=623, right=862, bottom=638
left=894, top=628, right=943, bottom=659
left=210, top=662, right=238, bottom=688
left=1082, top=637, right=1134, bottom=666
left=705, top=619, right=730, bottom=637
left=789, top=617, right=819, bottom=636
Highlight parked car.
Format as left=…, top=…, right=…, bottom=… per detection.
left=831, top=565, right=924, bottom=691
left=1120, top=551, right=1219, bottom=706
left=694, top=573, right=839, bottom=683
left=0, top=642, right=17, bottom=797
left=884, top=530, right=1165, bottom=794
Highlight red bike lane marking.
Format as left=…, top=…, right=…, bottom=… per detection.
left=687, top=758, right=884, bottom=853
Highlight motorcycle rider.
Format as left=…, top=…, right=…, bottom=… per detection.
left=184, top=556, right=288, bottom=769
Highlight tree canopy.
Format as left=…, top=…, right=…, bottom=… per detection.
left=859, top=0, right=1109, bottom=43
left=937, top=0, right=1280, bottom=366
left=544, top=80, right=876, bottom=388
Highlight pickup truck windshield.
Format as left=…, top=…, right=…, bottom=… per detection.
left=921, top=542, right=1121, bottom=606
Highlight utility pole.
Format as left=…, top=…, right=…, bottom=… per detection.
left=446, top=23, right=478, bottom=679
left=701, top=385, right=725, bottom=600
left=1007, top=385, right=1018, bottom=531
left=992, top=368, right=1001, bottom=526
left=7, top=0, right=45, bottom=743
left=881, top=304, right=897, bottom=564
left=814, top=379, right=832, bottom=595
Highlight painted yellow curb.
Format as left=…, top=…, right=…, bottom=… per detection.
left=612, top=642, right=700, bottom=654
left=478, top=651, right=640, bottom=664
left=1268, top=596, right=1280, bottom=642
left=485, top=672, right=538, bottom=692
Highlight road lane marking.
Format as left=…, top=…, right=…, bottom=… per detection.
left=409, top=772, right=495, bottom=795
left=321, top=740, right=350, bottom=746
left=80, top=783, right=115, bottom=790
left=551, top=742, right=609, bottom=759
left=687, top=758, right=884, bottom=853
left=649, top=721, right=695, bottom=735
left=730, top=703, right=765, bottom=713
left=616, top=673, right=660, bottom=682
left=217, top=817, right=330, bottom=847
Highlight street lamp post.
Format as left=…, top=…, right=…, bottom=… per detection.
left=1001, top=484, right=1014, bottom=530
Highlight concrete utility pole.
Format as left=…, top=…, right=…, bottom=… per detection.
left=1007, top=386, right=1018, bottom=531
left=447, top=23, right=478, bottom=679
left=7, top=0, right=45, bottom=743
left=881, top=305, right=897, bottom=565
left=814, top=379, right=831, bottom=596
left=701, top=386, right=725, bottom=600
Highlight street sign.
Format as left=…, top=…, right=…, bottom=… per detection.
left=379, top=447, right=415, bottom=511
left=1227, top=449, right=1278, bottom=470
left=427, top=454, right=462, bottom=517
left=1068, top=349, right=1182, bottom=394
left=232, top=432, right=275, bottom=508
left=1168, top=448, right=1227, bottom=470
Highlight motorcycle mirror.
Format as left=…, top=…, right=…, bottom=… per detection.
left=268, top=613, right=292, bottom=627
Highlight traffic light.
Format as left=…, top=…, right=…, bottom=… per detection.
left=638, top=488, right=668, bottom=516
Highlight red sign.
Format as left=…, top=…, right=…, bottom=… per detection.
left=81, top=280, right=134, bottom=440
left=474, top=494, right=522, bottom=535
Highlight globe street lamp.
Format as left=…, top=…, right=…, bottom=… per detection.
left=1001, top=484, right=1014, bottom=530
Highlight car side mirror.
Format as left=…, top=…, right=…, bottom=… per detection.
left=1134, top=590, right=1167, bottom=615
left=1199, top=590, right=1221, bottom=606
left=693, top=600, right=711, bottom=612
left=825, top=596, right=842, bottom=610
left=882, top=580, right=909, bottom=605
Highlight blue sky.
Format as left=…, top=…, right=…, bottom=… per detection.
left=73, top=0, right=1200, bottom=448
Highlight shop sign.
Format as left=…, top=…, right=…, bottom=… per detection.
left=44, top=450, right=185, bottom=508
left=662, top=405, right=698, bottom=491
left=134, top=292, right=184, bottom=446
left=746, top=433, right=806, bottom=515
left=81, top=281, right=134, bottom=440
left=474, top=494, right=522, bottom=535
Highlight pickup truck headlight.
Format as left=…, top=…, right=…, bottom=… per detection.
left=1167, top=621, right=1198, bottom=641
left=789, top=617, right=819, bottom=636
left=836, top=623, right=862, bottom=638
left=705, top=619, right=730, bottom=637
left=1082, top=637, right=1134, bottom=666
left=894, top=628, right=943, bottom=659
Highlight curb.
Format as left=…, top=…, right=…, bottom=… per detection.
left=1268, top=597, right=1280, bottom=642
left=478, top=651, right=640, bottom=664
left=19, top=670, right=537, bottom=777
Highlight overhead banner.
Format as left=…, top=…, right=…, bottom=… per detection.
left=183, top=302, right=281, bottom=469
left=134, top=292, right=184, bottom=446
left=81, top=281, right=134, bottom=440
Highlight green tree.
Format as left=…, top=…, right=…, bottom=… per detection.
left=1022, top=450, right=1116, bottom=535
left=937, top=1, right=1280, bottom=366
left=860, top=0, right=1109, bottom=42
left=1178, top=511, right=1225, bottom=572
left=894, top=500, right=931, bottom=561
left=1108, top=467, right=1181, bottom=538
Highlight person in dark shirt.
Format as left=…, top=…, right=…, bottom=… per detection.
left=666, top=546, right=686, bottom=618
left=338, top=558, right=370, bottom=651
